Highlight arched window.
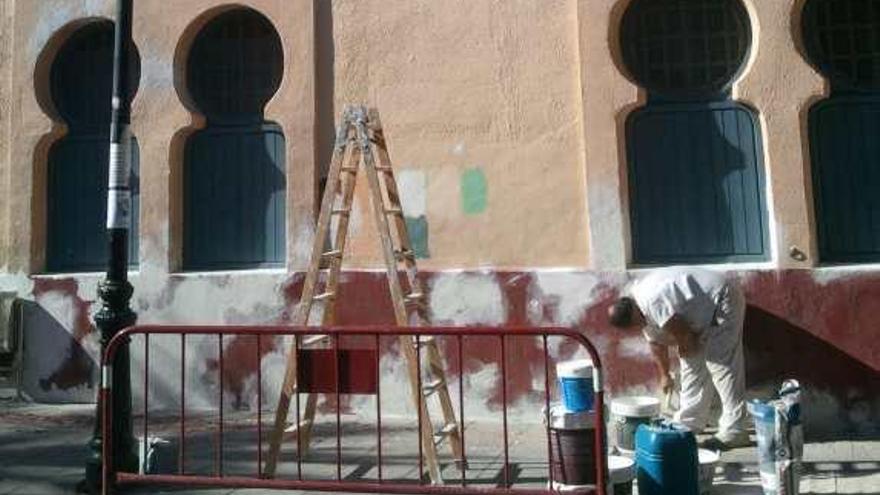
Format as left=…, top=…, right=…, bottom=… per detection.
left=183, top=8, right=286, bottom=270
left=46, top=21, right=140, bottom=272
left=620, top=0, right=769, bottom=264
left=804, top=0, right=880, bottom=262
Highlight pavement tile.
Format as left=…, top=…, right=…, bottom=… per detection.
left=835, top=472, right=880, bottom=494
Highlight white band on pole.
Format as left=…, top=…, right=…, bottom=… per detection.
left=102, top=365, right=113, bottom=390
left=106, top=127, right=132, bottom=229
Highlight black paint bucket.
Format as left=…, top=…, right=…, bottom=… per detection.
left=548, top=407, right=597, bottom=486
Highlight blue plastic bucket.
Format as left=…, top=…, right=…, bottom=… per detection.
left=556, top=359, right=594, bottom=412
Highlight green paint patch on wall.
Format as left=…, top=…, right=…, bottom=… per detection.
left=405, top=216, right=430, bottom=259
left=461, top=168, right=487, bottom=215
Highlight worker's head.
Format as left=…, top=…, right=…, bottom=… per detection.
left=607, top=296, right=645, bottom=330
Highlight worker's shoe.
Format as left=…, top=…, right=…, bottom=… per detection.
left=699, top=431, right=751, bottom=451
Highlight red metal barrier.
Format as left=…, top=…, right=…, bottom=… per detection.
left=101, top=325, right=607, bottom=495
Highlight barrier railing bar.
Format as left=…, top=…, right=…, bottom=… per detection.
left=335, top=333, right=342, bottom=481
left=375, top=333, right=383, bottom=483
left=106, top=325, right=601, bottom=339
left=217, top=334, right=224, bottom=477
left=458, top=335, right=466, bottom=487
left=542, top=335, right=552, bottom=487
left=257, top=334, right=263, bottom=478
left=415, top=334, right=423, bottom=484
left=101, top=357, right=113, bottom=493
left=179, top=333, right=186, bottom=475
left=115, top=472, right=562, bottom=495
left=295, top=334, right=302, bottom=481
left=501, top=335, right=509, bottom=488
left=143, top=333, right=149, bottom=471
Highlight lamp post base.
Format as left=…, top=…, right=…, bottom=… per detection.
left=81, top=279, right=139, bottom=494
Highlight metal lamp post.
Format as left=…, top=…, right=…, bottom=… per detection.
left=83, top=0, right=138, bottom=492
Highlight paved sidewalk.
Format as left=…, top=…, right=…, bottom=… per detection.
left=1, top=398, right=879, bottom=494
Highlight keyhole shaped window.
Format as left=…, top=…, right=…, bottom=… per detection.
left=620, top=0, right=769, bottom=264
left=805, top=0, right=880, bottom=262
left=46, top=21, right=140, bottom=273
left=183, top=8, right=286, bottom=270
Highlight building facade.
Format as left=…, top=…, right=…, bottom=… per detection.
left=0, top=0, right=877, bottom=436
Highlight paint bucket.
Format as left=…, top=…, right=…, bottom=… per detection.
left=611, top=396, right=661, bottom=453
left=557, top=359, right=595, bottom=412
left=548, top=406, right=597, bottom=486
left=608, top=455, right=636, bottom=495
left=698, top=449, right=720, bottom=494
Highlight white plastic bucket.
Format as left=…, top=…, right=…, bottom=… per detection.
left=608, top=455, right=636, bottom=495
left=548, top=405, right=596, bottom=430
left=610, top=396, right=661, bottom=452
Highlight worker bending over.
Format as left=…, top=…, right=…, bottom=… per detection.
left=608, top=267, right=750, bottom=451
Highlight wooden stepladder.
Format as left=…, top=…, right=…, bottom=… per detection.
left=264, top=106, right=463, bottom=483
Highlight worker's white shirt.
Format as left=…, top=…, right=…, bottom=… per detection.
left=630, top=267, right=728, bottom=343
left=630, top=267, right=749, bottom=437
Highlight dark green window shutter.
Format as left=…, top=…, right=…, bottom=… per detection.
left=810, top=98, right=880, bottom=261
left=184, top=124, right=286, bottom=269
left=627, top=103, right=769, bottom=263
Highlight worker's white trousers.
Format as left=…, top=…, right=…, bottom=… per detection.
left=674, top=283, right=749, bottom=438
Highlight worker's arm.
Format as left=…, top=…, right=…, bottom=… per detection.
left=663, top=314, right=701, bottom=358
left=649, top=342, right=674, bottom=395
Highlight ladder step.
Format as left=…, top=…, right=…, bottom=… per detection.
left=340, top=167, right=358, bottom=173
left=422, top=378, right=446, bottom=397
left=412, top=336, right=436, bottom=348
left=384, top=207, right=403, bottom=216
left=433, top=422, right=459, bottom=445
left=332, top=209, right=351, bottom=216
left=321, top=250, right=343, bottom=259
left=303, top=335, right=329, bottom=346
left=405, top=292, right=425, bottom=301
left=404, top=292, right=426, bottom=306
left=376, top=166, right=393, bottom=172
left=284, top=418, right=314, bottom=434
left=313, top=292, right=335, bottom=301
left=394, top=249, right=415, bottom=261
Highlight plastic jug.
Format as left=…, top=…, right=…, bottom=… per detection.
left=635, top=421, right=700, bottom=495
